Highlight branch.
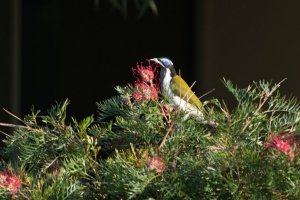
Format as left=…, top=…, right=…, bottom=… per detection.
left=239, top=78, right=287, bottom=134
left=0, top=122, right=31, bottom=130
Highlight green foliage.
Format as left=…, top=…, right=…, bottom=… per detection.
left=99, top=148, right=157, bottom=199
left=1, top=79, right=300, bottom=199
left=1, top=99, right=100, bottom=199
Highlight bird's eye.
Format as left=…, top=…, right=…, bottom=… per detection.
left=161, top=58, right=173, bottom=68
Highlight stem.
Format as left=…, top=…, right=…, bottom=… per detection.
left=159, top=123, right=175, bottom=150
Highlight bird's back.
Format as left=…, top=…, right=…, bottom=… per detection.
left=171, top=75, right=203, bottom=108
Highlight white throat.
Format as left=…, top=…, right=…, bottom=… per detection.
left=160, top=69, right=173, bottom=97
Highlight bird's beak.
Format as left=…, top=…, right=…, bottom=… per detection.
left=149, top=58, right=165, bottom=68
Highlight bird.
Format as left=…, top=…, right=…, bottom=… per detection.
left=150, top=57, right=204, bottom=121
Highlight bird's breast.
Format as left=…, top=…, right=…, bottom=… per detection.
left=160, top=72, right=173, bottom=97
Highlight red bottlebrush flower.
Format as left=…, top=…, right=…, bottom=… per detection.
left=132, top=61, right=158, bottom=84
left=133, top=82, right=158, bottom=101
left=131, top=60, right=159, bottom=102
left=265, top=132, right=298, bottom=161
left=146, top=155, right=165, bottom=173
left=0, top=171, right=22, bottom=199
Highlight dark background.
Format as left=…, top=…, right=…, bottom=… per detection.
left=1, top=0, right=300, bottom=125
left=20, top=0, right=197, bottom=119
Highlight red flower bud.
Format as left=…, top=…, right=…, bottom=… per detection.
left=0, top=171, right=22, bottom=199
left=265, top=132, right=298, bottom=161
left=133, top=82, right=158, bottom=101
left=146, top=155, right=165, bottom=173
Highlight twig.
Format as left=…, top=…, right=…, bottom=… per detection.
left=180, top=80, right=197, bottom=101
left=0, top=122, right=31, bottom=130
left=44, top=156, right=59, bottom=172
left=220, top=99, right=230, bottom=121
left=199, top=88, right=216, bottom=99
left=0, top=129, right=10, bottom=137
left=3, top=108, right=24, bottom=124
left=159, top=123, right=175, bottom=150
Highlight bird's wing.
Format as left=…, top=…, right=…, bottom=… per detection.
left=171, top=75, right=203, bottom=108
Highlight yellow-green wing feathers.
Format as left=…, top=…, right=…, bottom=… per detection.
left=171, top=75, right=203, bottom=108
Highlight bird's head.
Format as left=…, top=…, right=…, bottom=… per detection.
left=150, top=57, right=177, bottom=77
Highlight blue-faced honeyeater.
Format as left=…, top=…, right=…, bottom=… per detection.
left=150, top=57, right=204, bottom=120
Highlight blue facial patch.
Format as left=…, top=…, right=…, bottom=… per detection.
left=161, top=58, right=173, bottom=68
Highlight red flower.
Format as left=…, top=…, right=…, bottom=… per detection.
left=146, top=155, right=165, bottom=173
left=265, top=132, right=297, bottom=161
left=132, top=60, right=159, bottom=102
left=0, top=171, right=22, bottom=199
left=132, top=61, right=157, bottom=83
left=133, top=82, right=158, bottom=101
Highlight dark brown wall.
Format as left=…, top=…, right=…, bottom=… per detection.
left=198, top=1, right=300, bottom=104
left=0, top=0, right=10, bottom=122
